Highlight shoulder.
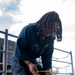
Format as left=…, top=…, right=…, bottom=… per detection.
left=23, top=23, right=37, bottom=30
left=24, top=23, right=38, bottom=32
left=19, top=23, right=37, bottom=36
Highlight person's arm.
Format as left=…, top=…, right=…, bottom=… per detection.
left=16, top=26, right=31, bottom=61
left=41, top=39, right=54, bottom=75
left=24, top=60, right=40, bottom=75
left=24, top=61, right=31, bottom=65
left=16, top=26, right=40, bottom=75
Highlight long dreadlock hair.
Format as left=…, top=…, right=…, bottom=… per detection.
left=36, top=11, right=62, bottom=41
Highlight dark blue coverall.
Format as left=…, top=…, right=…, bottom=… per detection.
left=10, top=23, right=54, bottom=75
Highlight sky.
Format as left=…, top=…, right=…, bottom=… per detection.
left=0, top=0, right=75, bottom=74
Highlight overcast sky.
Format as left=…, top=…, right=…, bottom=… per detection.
left=0, top=0, right=75, bottom=73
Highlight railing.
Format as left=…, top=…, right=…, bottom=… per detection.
left=0, top=29, right=17, bottom=75
left=52, top=48, right=74, bottom=75
left=0, top=29, right=74, bottom=75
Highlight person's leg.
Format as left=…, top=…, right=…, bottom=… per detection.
left=10, top=55, right=28, bottom=75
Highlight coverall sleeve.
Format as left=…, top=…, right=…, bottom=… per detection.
left=41, top=40, right=54, bottom=69
left=16, top=26, right=31, bottom=61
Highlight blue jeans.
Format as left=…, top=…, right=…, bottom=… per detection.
left=10, top=54, right=27, bottom=75
left=10, top=54, right=45, bottom=75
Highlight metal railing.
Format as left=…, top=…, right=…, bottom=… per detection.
left=52, top=48, right=74, bottom=75
left=0, top=29, right=17, bottom=75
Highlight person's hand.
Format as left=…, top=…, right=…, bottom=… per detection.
left=45, top=72, right=52, bottom=75
left=28, top=63, right=40, bottom=75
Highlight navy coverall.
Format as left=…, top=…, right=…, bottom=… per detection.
left=10, top=23, right=54, bottom=75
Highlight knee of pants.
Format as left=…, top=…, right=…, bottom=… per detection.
left=10, top=57, right=26, bottom=75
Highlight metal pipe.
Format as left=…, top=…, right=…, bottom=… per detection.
left=3, top=29, right=8, bottom=75
left=70, top=51, right=74, bottom=75
left=0, top=50, right=5, bottom=53
left=54, top=48, right=70, bottom=53
left=52, top=59, right=71, bottom=64
left=0, top=30, right=18, bottom=38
